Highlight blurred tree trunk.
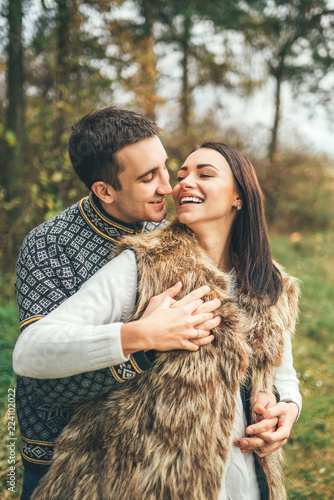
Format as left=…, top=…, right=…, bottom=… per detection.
left=2, top=0, right=25, bottom=266
left=180, top=14, right=192, bottom=132
left=107, top=0, right=161, bottom=120
left=53, top=0, right=71, bottom=147
left=137, top=0, right=159, bottom=120
left=268, top=58, right=284, bottom=160
left=4, top=0, right=24, bottom=196
left=244, top=1, right=334, bottom=160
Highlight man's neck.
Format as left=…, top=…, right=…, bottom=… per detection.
left=91, top=193, right=141, bottom=229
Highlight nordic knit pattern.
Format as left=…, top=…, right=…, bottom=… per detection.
left=14, top=193, right=162, bottom=473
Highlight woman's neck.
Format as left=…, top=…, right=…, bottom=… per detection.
left=194, top=222, right=234, bottom=272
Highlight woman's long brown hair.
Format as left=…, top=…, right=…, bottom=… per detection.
left=201, top=142, right=283, bottom=305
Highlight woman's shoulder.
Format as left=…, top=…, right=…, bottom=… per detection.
left=274, top=260, right=300, bottom=298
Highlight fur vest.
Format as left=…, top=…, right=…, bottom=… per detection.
left=32, top=220, right=299, bottom=500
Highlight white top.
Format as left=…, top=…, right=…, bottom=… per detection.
left=13, top=249, right=302, bottom=499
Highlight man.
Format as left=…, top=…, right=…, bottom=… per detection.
left=14, top=107, right=220, bottom=499
left=14, top=107, right=301, bottom=498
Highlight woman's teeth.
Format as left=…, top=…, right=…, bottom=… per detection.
left=180, top=197, right=204, bottom=205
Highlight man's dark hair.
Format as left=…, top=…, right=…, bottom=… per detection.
left=68, top=106, right=162, bottom=190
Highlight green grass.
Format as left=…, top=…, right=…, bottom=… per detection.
left=0, top=231, right=333, bottom=498
left=0, top=299, right=22, bottom=498
left=270, top=231, right=334, bottom=499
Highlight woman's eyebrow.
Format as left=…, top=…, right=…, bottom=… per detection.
left=179, top=163, right=219, bottom=172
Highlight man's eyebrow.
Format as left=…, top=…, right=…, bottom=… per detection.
left=179, top=163, right=219, bottom=171
left=136, top=157, right=169, bottom=181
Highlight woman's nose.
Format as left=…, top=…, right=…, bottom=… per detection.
left=179, top=176, right=197, bottom=189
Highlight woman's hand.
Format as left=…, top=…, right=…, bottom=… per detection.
left=121, top=282, right=221, bottom=355
left=233, top=392, right=299, bottom=457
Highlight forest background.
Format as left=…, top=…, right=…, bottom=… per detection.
left=0, top=0, right=334, bottom=498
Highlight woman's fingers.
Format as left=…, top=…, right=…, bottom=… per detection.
left=254, top=440, right=288, bottom=457
left=246, top=416, right=278, bottom=436
left=234, top=435, right=287, bottom=456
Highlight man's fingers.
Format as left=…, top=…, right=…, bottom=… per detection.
left=172, top=285, right=211, bottom=308
left=189, top=329, right=209, bottom=340
left=195, top=315, right=221, bottom=332
left=190, top=312, right=216, bottom=328
left=162, top=281, right=182, bottom=298
left=141, top=284, right=180, bottom=318
left=193, top=298, right=221, bottom=314
left=190, top=333, right=215, bottom=347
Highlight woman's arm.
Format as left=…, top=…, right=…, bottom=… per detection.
left=273, top=335, right=302, bottom=415
left=234, top=336, right=302, bottom=456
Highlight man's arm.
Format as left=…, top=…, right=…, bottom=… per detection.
left=13, top=249, right=220, bottom=379
left=23, top=284, right=220, bottom=408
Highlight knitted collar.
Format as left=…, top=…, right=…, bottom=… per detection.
left=79, top=193, right=147, bottom=243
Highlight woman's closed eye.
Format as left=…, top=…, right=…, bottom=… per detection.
left=177, top=173, right=213, bottom=182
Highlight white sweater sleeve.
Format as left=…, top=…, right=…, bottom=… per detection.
left=13, top=249, right=138, bottom=379
left=274, top=335, right=302, bottom=417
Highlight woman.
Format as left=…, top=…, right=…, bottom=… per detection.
left=32, top=143, right=300, bottom=500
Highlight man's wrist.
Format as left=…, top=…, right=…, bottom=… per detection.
left=121, top=320, right=150, bottom=356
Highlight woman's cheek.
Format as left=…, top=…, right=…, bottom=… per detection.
left=172, top=186, right=180, bottom=204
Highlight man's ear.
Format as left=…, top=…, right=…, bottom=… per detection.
left=91, top=181, right=116, bottom=205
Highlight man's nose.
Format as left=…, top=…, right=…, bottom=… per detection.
left=157, top=171, right=172, bottom=195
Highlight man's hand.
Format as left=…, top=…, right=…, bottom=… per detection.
left=233, top=392, right=299, bottom=457
left=121, top=283, right=221, bottom=355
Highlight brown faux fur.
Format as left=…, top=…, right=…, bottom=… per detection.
left=32, top=220, right=299, bottom=500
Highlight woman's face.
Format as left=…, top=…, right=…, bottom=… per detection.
left=172, top=148, right=241, bottom=230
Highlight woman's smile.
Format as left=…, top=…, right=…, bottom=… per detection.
left=178, top=192, right=205, bottom=206
left=173, top=148, right=241, bottom=229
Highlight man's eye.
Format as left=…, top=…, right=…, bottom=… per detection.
left=177, top=177, right=185, bottom=182
left=142, top=174, right=154, bottom=183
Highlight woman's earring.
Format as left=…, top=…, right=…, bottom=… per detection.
left=237, top=205, right=242, bottom=211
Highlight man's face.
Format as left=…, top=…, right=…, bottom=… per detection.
left=111, top=136, right=172, bottom=224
